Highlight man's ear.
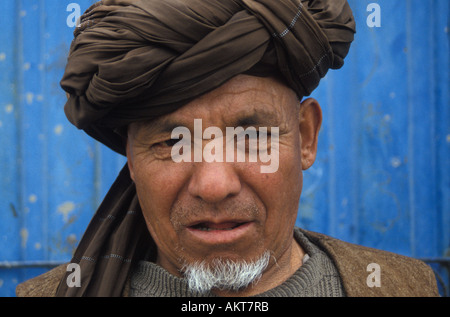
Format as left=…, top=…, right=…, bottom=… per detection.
left=126, top=135, right=135, bottom=182
left=298, top=98, right=322, bottom=170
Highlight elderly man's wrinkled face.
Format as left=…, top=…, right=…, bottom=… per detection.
left=127, top=75, right=321, bottom=295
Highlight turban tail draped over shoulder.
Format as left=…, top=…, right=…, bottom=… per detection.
left=56, top=0, right=355, bottom=296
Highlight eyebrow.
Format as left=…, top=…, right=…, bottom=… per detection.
left=136, top=108, right=282, bottom=137
left=137, top=118, right=187, bottom=137
left=233, top=110, right=281, bottom=128
left=153, top=119, right=186, bottom=135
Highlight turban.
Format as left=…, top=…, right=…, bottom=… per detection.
left=61, top=0, right=355, bottom=155
left=56, top=0, right=355, bottom=296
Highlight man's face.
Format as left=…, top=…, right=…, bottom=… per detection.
left=127, top=75, right=320, bottom=289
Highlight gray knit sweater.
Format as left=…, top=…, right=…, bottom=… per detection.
left=130, top=228, right=345, bottom=297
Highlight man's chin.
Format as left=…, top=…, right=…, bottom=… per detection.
left=180, top=250, right=271, bottom=294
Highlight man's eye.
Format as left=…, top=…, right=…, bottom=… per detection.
left=234, top=130, right=271, bottom=149
left=163, top=139, right=179, bottom=147
left=148, top=138, right=180, bottom=160
left=153, top=138, right=178, bottom=148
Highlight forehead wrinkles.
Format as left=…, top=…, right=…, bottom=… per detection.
left=174, top=82, right=295, bottom=129
left=130, top=76, right=297, bottom=137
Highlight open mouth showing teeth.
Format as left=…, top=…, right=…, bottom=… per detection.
left=190, top=222, right=245, bottom=231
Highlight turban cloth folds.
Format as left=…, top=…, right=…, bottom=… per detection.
left=61, top=0, right=355, bottom=155
left=56, top=0, right=355, bottom=296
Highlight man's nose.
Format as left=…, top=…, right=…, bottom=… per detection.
left=187, top=161, right=241, bottom=203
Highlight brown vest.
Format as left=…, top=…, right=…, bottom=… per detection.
left=15, top=230, right=439, bottom=297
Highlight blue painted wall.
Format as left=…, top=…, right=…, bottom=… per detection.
left=0, top=0, right=448, bottom=296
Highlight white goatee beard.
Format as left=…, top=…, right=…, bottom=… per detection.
left=181, top=251, right=271, bottom=294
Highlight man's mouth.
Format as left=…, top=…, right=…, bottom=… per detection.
left=185, top=220, right=254, bottom=244
left=190, top=222, right=246, bottom=231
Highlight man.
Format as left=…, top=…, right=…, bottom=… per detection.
left=17, top=0, right=438, bottom=297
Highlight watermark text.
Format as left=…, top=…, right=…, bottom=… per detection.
left=171, top=119, right=279, bottom=174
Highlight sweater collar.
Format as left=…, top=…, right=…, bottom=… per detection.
left=129, top=228, right=344, bottom=297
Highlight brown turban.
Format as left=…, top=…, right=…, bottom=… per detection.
left=56, top=0, right=355, bottom=296
left=61, top=0, right=355, bottom=155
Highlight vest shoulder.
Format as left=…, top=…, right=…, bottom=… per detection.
left=300, top=229, right=439, bottom=297
left=15, top=264, right=67, bottom=297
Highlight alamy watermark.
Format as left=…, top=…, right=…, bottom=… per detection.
left=367, top=3, right=381, bottom=28
left=66, top=263, right=81, bottom=288
left=66, top=3, right=382, bottom=28
left=170, top=119, right=279, bottom=174
left=66, top=3, right=81, bottom=28
left=366, top=263, right=381, bottom=288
